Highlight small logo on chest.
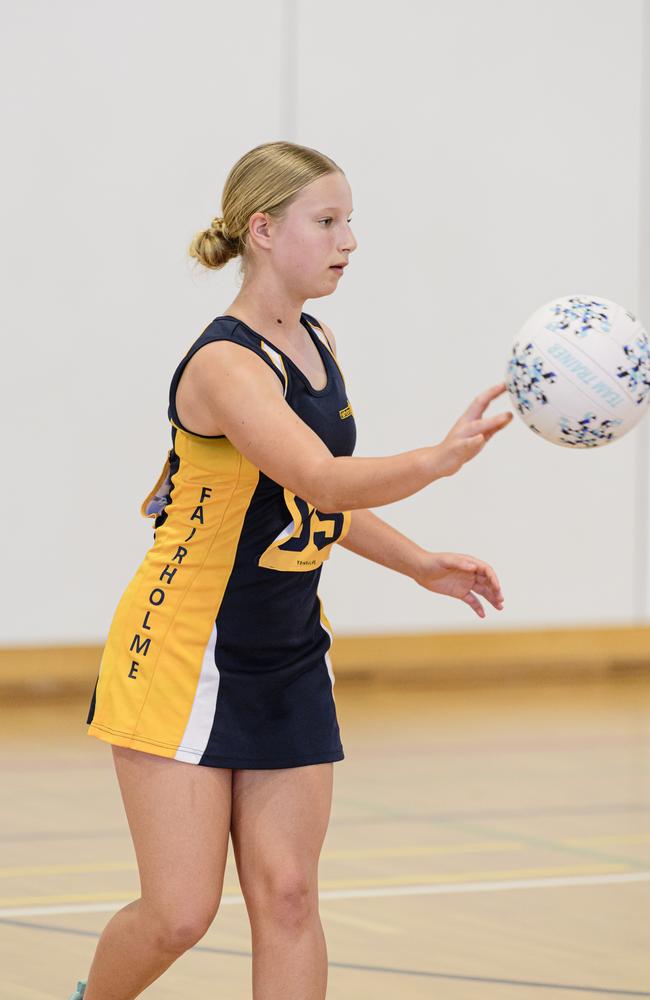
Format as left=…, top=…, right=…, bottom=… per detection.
left=339, top=400, right=353, bottom=420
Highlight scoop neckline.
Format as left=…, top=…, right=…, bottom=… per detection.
left=217, top=313, right=332, bottom=396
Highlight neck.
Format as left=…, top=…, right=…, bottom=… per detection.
left=225, top=275, right=306, bottom=344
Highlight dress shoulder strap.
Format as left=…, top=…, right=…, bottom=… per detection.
left=190, top=317, right=289, bottom=393
left=168, top=317, right=289, bottom=436
left=302, top=312, right=335, bottom=355
left=301, top=312, right=347, bottom=383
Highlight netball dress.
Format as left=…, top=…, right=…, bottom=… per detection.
left=86, top=313, right=357, bottom=769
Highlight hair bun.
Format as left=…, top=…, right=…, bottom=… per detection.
left=211, top=216, right=229, bottom=239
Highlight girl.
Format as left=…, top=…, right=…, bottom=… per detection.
left=73, top=140, right=512, bottom=1000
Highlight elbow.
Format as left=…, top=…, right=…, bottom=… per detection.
left=306, top=457, right=340, bottom=513
left=312, top=486, right=364, bottom=514
left=310, top=485, right=339, bottom=514
left=301, top=457, right=362, bottom=513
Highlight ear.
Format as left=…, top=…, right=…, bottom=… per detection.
left=248, top=211, right=273, bottom=251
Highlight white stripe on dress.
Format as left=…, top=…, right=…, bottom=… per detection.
left=175, top=622, right=220, bottom=763
left=317, top=601, right=337, bottom=698
left=260, top=342, right=288, bottom=397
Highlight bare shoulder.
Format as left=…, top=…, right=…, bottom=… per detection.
left=313, top=318, right=337, bottom=357
left=175, top=336, right=335, bottom=511
left=176, top=339, right=284, bottom=437
left=185, top=338, right=283, bottom=388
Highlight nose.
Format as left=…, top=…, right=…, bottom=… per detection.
left=341, top=221, right=358, bottom=254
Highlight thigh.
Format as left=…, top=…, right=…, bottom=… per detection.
left=112, top=746, right=233, bottom=922
left=230, top=764, right=333, bottom=902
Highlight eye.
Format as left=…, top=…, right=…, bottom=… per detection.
left=318, top=217, right=354, bottom=226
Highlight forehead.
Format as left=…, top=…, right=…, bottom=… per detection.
left=293, top=172, right=352, bottom=211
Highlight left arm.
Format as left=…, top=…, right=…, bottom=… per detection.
left=339, top=507, right=426, bottom=579
left=339, top=507, right=504, bottom=620
left=318, top=319, right=505, bottom=620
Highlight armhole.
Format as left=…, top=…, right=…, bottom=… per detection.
left=169, top=326, right=289, bottom=439
left=169, top=344, right=226, bottom=439
left=140, top=451, right=172, bottom=518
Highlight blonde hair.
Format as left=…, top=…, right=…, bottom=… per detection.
left=188, top=140, right=342, bottom=274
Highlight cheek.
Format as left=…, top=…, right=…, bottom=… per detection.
left=285, top=230, right=327, bottom=271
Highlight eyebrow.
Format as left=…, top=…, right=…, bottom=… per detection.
left=318, top=206, right=354, bottom=213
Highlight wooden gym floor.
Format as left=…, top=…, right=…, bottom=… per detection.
left=0, top=675, right=648, bottom=999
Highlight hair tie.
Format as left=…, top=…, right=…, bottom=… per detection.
left=211, top=216, right=229, bottom=239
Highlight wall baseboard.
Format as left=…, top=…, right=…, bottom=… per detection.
left=1, top=625, right=649, bottom=699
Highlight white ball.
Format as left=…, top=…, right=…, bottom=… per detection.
left=505, top=294, right=650, bottom=448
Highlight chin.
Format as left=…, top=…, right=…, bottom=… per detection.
left=305, top=278, right=338, bottom=300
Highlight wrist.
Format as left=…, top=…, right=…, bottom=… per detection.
left=424, top=443, right=449, bottom=482
left=407, top=544, right=430, bottom=582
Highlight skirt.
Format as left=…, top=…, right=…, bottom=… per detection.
left=85, top=574, right=345, bottom=770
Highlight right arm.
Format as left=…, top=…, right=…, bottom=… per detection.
left=181, top=340, right=513, bottom=512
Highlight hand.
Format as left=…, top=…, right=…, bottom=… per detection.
left=435, top=382, right=513, bottom=478
left=412, top=550, right=504, bottom=619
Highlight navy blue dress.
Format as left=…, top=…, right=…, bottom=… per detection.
left=86, top=312, right=357, bottom=769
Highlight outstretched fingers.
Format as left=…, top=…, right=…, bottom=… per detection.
left=469, top=411, right=513, bottom=441
left=463, top=591, right=486, bottom=618
left=464, top=382, right=508, bottom=422
left=471, top=566, right=504, bottom=608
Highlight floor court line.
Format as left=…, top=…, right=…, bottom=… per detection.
left=0, top=833, right=646, bottom=879
left=0, top=801, right=647, bottom=844
left=0, top=870, right=648, bottom=918
left=1, top=832, right=647, bottom=874
left=0, top=917, right=647, bottom=997
left=331, top=802, right=650, bottom=825
left=0, top=840, right=528, bottom=878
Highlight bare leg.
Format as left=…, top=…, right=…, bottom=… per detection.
left=230, top=763, right=334, bottom=1000
left=83, top=746, right=232, bottom=1000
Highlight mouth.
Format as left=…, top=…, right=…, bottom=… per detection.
left=330, top=264, right=347, bottom=272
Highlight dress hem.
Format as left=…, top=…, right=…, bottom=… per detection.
left=87, top=723, right=345, bottom=770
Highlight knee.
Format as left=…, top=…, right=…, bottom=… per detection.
left=146, top=901, right=219, bottom=953
left=248, top=875, right=316, bottom=931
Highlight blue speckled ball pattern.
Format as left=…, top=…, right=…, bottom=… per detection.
left=505, top=294, right=650, bottom=448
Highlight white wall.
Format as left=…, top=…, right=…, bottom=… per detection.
left=2, top=0, right=647, bottom=644
left=307, top=0, right=646, bottom=635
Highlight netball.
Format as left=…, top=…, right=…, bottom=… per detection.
left=505, top=294, right=650, bottom=447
